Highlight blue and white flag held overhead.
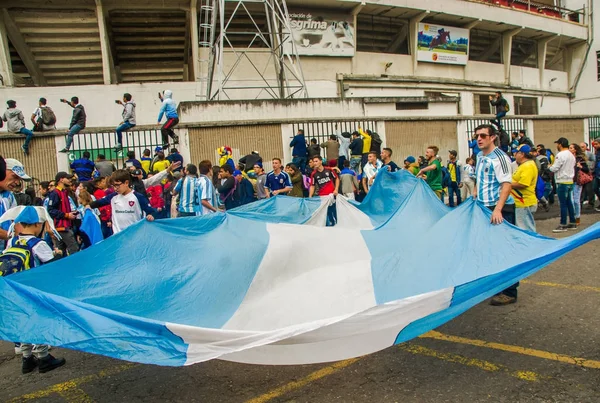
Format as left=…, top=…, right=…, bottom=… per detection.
left=0, top=171, right=598, bottom=366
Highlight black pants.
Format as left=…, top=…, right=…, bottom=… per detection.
left=487, top=204, right=518, bottom=299
left=161, top=118, right=179, bottom=145
left=54, top=229, right=79, bottom=256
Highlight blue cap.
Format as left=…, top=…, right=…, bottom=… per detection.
left=14, top=206, right=42, bottom=224
left=155, top=146, right=162, bottom=152
left=406, top=156, right=416, bottom=164
left=255, top=162, right=263, bottom=169
left=518, top=145, right=532, bottom=154
left=233, top=170, right=242, bottom=176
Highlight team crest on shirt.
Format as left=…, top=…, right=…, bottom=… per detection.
left=129, top=201, right=135, bottom=207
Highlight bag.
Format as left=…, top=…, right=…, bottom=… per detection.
left=441, top=166, right=452, bottom=188
left=538, top=156, right=552, bottom=182
left=535, top=176, right=545, bottom=200
left=503, top=99, right=510, bottom=113
left=576, top=169, right=593, bottom=186
left=0, top=238, right=42, bottom=277
left=41, top=106, right=56, bottom=126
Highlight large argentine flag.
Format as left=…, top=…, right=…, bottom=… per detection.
left=1, top=171, right=599, bottom=366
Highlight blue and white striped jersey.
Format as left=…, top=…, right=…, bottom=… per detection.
left=475, top=148, right=515, bottom=207
left=197, top=175, right=217, bottom=216
left=175, top=176, right=201, bottom=214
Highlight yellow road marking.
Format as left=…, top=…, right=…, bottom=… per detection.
left=421, top=331, right=600, bottom=370
left=57, top=386, right=94, bottom=403
left=398, top=344, right=543, bottom=382
left=521, top=279, right=600, bottom=293
left=9, top=363, right=136, bottom=402
left=245, top=358, right=361, bottom=403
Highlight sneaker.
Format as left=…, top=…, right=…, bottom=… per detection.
left=490, top=294, right=517, bottom=306
left=595, top=207, right=600, bottom=212
left=22, top=356, right=38, bottom=374
left=173, top=135, right=179, bottom=144
left=38, top=354, right=66, bottom=373
left=14, top=342, right=22, bottom=355
left=113, top=144, right=123, bottom=152
left=21, top=145, right=29, bottom=156
left=567, top=223, right=578, bottom=230
left=553, top=225, right=568, bottom=233
left=582, top=200, right=589, bottom=205
left=58, top=148, right=69, bottom=153
left=575, top=218, right=581, bottom=226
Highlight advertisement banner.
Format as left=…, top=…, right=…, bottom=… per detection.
left=417, top=23, right=469, bottom=65
left=286, top=11, right=355, bottom=57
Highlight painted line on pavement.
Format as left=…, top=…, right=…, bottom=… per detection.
left=521, top=279, right=600, bottom=293
left=398, top=344, right=543, bottom=382
left=9, top=363, right=136, bottom=402
left=422, top=331, right=600, bottom=370
left=246, top=358, right=361, bottom=403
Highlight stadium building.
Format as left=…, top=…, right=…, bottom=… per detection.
left=0, top=0, right=596, bottom=180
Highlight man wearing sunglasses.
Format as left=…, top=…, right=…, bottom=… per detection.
left=473, top=124, right=518, bottom=306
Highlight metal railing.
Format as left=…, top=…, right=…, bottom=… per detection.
left=588, top=116, right=600, bottom=142
left=291, top=120, right=378, bottom=159
left=65, top=128, right=165, bottom=169
left=470, top=0, right=585, bottom=24
left=465, top=118, right=525, bottom=142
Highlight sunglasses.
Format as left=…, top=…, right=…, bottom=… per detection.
left=476, top=133, right=493, bottom=139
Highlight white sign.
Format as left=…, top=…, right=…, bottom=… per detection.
left=286, top=11, right=355, bottom=57
left=417, top=23, right=470, bottom=65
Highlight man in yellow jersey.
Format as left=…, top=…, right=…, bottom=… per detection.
left=358, top=127, right=371, bottom=170
left=511, top=145, right=538, bottom=232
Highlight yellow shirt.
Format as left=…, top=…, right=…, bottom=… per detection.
left=153, top=160, right=171, bottom=173
left=512, top=159, right=538, bottom=208
left=359, top=128, right=371, bottom=154
left=448, top=162, right=457, bottom=182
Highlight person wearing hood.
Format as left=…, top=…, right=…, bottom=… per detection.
left=59, top=96, right=86, bottom=153
left=114, top=93, right=136, bottom=151
left=157, top=90, right=179, bottom=148
left=290, top=129, right=308, bottom=173
left=404, top=156, right=419, bottom=176
left=2, top=100, right=35, bottom=156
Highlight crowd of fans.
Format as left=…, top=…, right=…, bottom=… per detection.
left=1, top=120, right=600, bottom=373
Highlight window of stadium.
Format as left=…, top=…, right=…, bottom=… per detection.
left=513, top=96, right=538, bottom=115
left=474, top=94, right=493, bottom=115
left=356, top=14, right=409, bottom=55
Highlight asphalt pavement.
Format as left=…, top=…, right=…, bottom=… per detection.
left=1, top=211, right=599, bottom=403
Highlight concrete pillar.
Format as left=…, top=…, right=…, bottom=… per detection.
left=409, top=12, right=429, bottom=75
left=190, top=0, right=200, bottom=82
left=537, top=36, right=557, bottom=90
left=0, top=11, right=13, bottom=87
left=95, top=0, right=114, bottom=85
left=502, top=28, right=522, bottom=84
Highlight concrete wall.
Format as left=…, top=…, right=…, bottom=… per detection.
left=385, top=121, right=459, bottom=163
left=533, top=119, right=585, bottom=149
left=1, top=133, right=58, bottom=182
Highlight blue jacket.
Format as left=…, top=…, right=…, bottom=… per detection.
left=70, top=157, right=95, bottom=182
left=595, top=149, right=600, bottom=178
left=290, top=134, right=307, bottom=157
left=349, top=138, right=363, bottom=156
left=468, top=139, right=480, bottom=156
left=158, top=90, right=178, bottom=121
left=166, top=152, right=184, bottom=172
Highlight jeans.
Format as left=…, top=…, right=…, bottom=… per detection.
left=448, top=182, right=461, bottom=207
left=573, top=184, right=582, bottom=218
left=161, top=117, right=179, bottom=145
left=115, top=121, right=136, bottom=145
left=460, top=181, right=474, bottom=201
left=101, top=221, right=113, bottom=239
left=594, top=177, right=600, bottom=206
left=556, top=183, right=576, bottom=225
left=582, top=180, right=595, bottom=205
left=543, top=180, right=554, bottom=204
left=326, top=201, right=337, bottom=227
left=19, top=128, right=34, bottom=150
left=54, top=229, right=79, bottom=256
left=350, top=156, right=362, bottom=174
left=492, top=111, right=507, bottom=128
left=292, top=156, right=307, bottom=173
left=65, top=124, right=83, bottom=150
left=338, top=155, right=347, bottom=170
left=488, top=204, right=518, bottom=298
left=515, top=205, right=537, bottom=232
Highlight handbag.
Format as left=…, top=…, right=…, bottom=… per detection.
left=576, top=169, right=593, bottom=186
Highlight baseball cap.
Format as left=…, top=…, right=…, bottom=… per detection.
left=5, top=158, right=31, bottom=180
left=233, top=170, right=242, bottom=176
left=154, top=146, right=162, bottom=153
left=517, top=145, right=532, bottom=154
left=55, top=171, right=74, bottom=183
left=554, top=137, right=569, bottom=148
left=406, top=156, right=416, bottom=164
left=14, top=206, right=43, bottom=224
left=255, top=162, right=263, bottom=169
left=449, top=150, right=457, bottom=157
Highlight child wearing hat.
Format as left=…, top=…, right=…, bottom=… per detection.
left=0, top=205, right=66, bottom=374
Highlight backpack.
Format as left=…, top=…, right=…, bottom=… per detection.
left=0, top=237, right=42, bottom=277
left=41, top=106, right=56, bottom=126
left=503, top=99, right=510, bottom=113
left=538, top=156, right=552, bottom=182
left=441, top=166, right=452, bottom=188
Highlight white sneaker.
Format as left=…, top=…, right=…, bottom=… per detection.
left=582, top=201, right=589, bottom=205
left=14, top=343, right=22, bottom=355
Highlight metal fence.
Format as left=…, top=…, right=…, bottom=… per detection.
left=291, top=120, right=378, bottom=158
left=465, top=118, right=525, bottom=142
left=588, top=116, right=600, bottom=142
left=65, top=128, right=165, bottom=169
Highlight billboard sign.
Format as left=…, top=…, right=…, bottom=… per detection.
left=417, top=23, right=469, bottom=65
left=286, top=11, right=355, bottom=57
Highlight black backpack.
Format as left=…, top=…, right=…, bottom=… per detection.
left=499, top=129, right=510, bottom=148
left=41, top=107, right=56, bottom=126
